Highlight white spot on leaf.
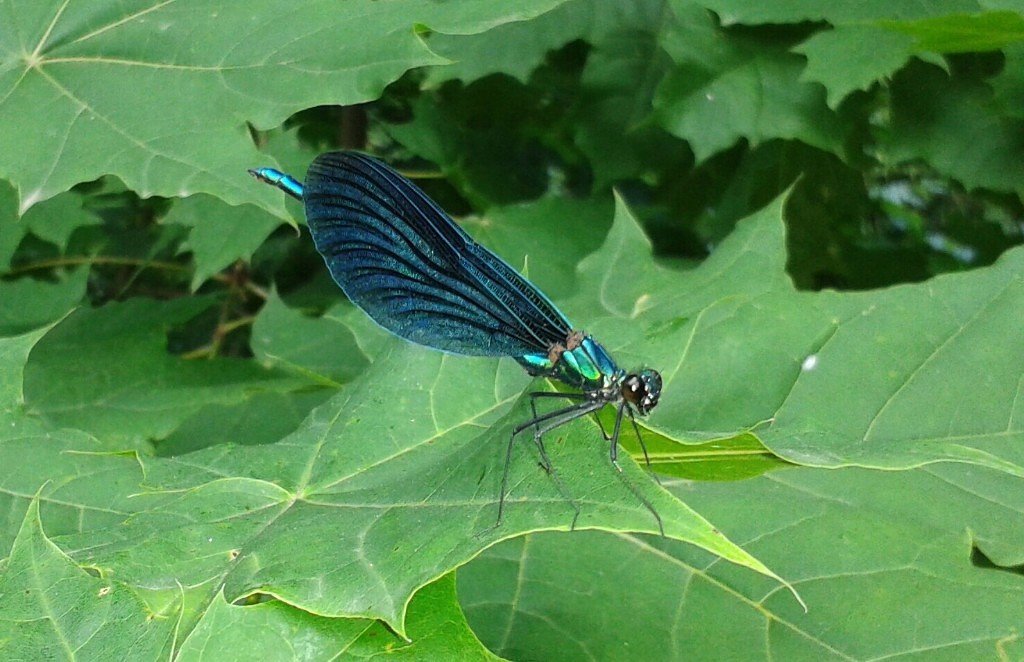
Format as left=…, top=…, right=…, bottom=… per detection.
left=20, top=189, right=43, bottom=214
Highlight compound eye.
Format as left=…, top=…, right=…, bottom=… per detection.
left=637, top=369, right=662, bottom=414
left=620, top=375, right=644, bottom=407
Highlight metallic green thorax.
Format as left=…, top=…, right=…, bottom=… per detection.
left=516, top=335, right=623, bottom=391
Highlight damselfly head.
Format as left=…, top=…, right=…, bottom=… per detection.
left=621, top=368, right=662, bottom=415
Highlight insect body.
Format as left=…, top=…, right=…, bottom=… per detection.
left=250, top=152, right=663, bottom=531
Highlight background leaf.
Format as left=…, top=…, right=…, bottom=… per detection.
left=0, top=0, right=570, bottom=214
left=0, top=268, right=87, bottom=336
left=164, top=195, right=283, bottom=290
left=653, top=0, right=843, bottom=162
left=879, top=61, right=1024, bottom=198
left=250, top=292, right=369, bottom=387
left=423, top=0, right=667, bottom=88
left=0, top=499, right=175, bottom=660
left=23, top=298, right=305, bottom=444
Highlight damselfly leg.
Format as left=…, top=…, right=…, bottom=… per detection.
left=527, top=391, right=590, bottom=472
left=607, top=402, right=664, bottom=535
left=530, top=391, right=655, bottom=475
left=497, top=399, right=606, bottom=530
left=627, top=408, right=661, bottom=485
left=498, top=395, right=664, bottom=536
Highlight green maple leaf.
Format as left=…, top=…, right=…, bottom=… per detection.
left=0, top=0, right=569, bottom=215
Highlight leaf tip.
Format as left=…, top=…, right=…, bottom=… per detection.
left=19, top=188, right=44, bottom=216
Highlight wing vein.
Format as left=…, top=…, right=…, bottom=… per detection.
left=302, top=152, right=574, bottom=357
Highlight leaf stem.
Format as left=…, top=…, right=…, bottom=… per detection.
left=4, top=255, right=188, bottom=276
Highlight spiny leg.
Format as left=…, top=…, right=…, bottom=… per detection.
left=504, top=400, right=606, bottom=525
left=500, top=401, right=590, bottom=524
left=513, top=398, right=601, bottom=436
left=604, top=403, right=661, bottom=485
left=527, top=390, right=612, bottom=448
left=528, top=391, right=589, bottom=472
left=523, top=402, right=609, bottom=530
left=615, top=467, right=665, bottom=536
left=628, top=409, right=662, bottom=486
left=591, top=409, right=613, bottom=442
left=609, top=403, right=665, bottom=536
left=528, top=391, right=589, bottom=403
left=497, top=399, right=605, bottom=531
left=609, top=403, right=626, bottom=465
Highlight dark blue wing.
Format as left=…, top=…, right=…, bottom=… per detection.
left=303, top=151, right=573, bottom=357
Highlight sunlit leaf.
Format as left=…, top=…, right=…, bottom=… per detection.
left=48, top=343, right=783, bottom=634
left=460, top=465, right=1024, bottom=660
left=0, top=499, right=175, bottom=659
left=564, top=192, right=1024, bottom=476
left=23, top=298, right=306, bottom=444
